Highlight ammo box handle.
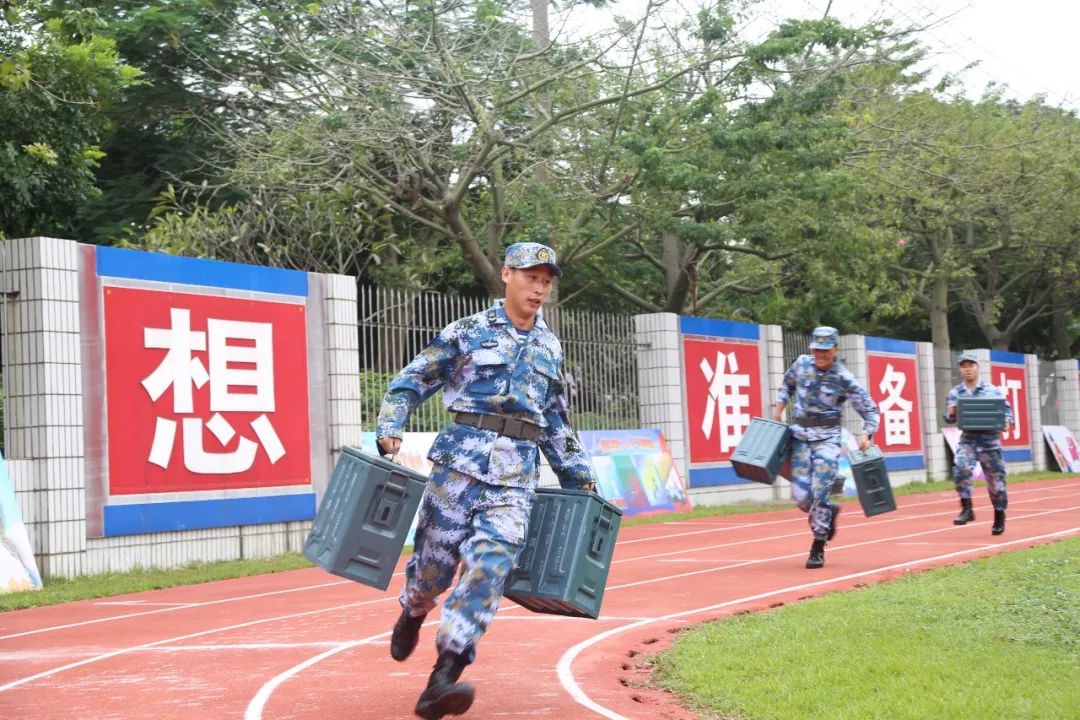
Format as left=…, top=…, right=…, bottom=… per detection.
left=373, top=473, right=408, bottom=526
left=590, top=514, right=612, bottom=554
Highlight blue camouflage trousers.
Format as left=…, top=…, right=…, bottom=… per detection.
left=789, top=438, right=841, bottom=540
left=953, top=439, right=1008, bottom=511
left=399, top=464, right=532, bottom=662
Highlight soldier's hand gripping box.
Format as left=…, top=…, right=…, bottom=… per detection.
left=850, top=446, right=896, bottom=517
left=503, top=488, right=623, bottom=619
left=957, top=397, right=1007, bottom=431
left=730, top=417, right=792, bottom=485
left=303, top=447, right=427, bottom=591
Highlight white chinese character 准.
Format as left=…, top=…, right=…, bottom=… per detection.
left=997, top=373, right=1022, bottom=440
left=699, top=351, right=751, bottom=453
left=878, top=363, right=913, bottom=446
left=140, top=308, right=285, bottom=473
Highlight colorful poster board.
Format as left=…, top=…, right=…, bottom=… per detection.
left=1043, top=425, right=1080, bottom=473
left=941, top=427, right=986, bottom=481
left=355, top=428, right=691, bottom=520
left=579, top=429, right=693, bottom=518
left=0, top=453, right=42, bottom=592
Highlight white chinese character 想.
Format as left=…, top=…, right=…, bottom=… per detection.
left=140, top=308, right=285, bottom=473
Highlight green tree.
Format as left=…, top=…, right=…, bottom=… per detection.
left=0, top=3, right=140, bottom=238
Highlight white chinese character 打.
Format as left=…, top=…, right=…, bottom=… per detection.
left=878, top=363, right=913, bottom=446
left=699, top=351, right=751, bottom=453
left=141, top=308, right=285, bottom=473
left=997, top=373, right=1022, bottom=440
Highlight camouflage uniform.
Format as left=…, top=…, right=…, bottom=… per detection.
left=376, top=297, right=596, bottom=662
left=943, top=381, right=1013, bottom=511
left=777, top=354, right=880, bottom=539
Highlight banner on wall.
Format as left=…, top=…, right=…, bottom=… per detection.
left=355, top=428, right=691, bottom=520
left=990, top=352, right=1030, bottom=458
left=865, top=342, right=923, bottom=454
left=680, top=317, right=768, bottom=488
left=579, top=429, right=693, bottom=517
left=84, top=246, right=318, bottom=537
left=0, top=452, right=42, bottom=593
left=1042, top=426, right=1080, bottom=473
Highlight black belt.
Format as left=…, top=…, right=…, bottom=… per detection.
left=795, top=416, right=841, bottom=428
left=454, top=412, right=541, bottom=442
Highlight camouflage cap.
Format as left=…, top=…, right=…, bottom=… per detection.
left=957, top=352, right=979, bottom=365
left=504, top=242, right=562, bottom=277
left=808, top=326, right=839, bottom=350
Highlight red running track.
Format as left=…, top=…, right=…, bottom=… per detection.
left=1, top=477, right=1077, bottom=720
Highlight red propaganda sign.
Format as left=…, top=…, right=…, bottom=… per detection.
left=991, top=364, right=1028, bottom=447
left=683, top=338, right=763, bottom=464
left=867, top=354, right=923, bottom=453
left=104, top=286, right=311, bottom=494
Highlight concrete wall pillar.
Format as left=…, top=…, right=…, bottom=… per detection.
left=0, top=236, right=85, bottom=578
left=917, top=341, right=949, bottom=480
left=633, top=313, right=685, bottom=479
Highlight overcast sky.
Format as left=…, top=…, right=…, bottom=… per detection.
left=570, top=0, right=1078, bottom=110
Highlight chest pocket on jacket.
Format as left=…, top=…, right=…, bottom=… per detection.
left=467, top=348, right=512, bottom=395
left=816, top=382, right=845, bottom=408
left=527, top=351, right=560, bottom=407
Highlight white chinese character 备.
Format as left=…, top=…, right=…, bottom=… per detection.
left=698, top=351, right=751, bottom=454
left=141, top=308, right=286, bottom=473
left=877, top=363, right=913, bottom=446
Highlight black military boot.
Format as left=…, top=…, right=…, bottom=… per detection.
left=953, top=497, right=974, bottom=525
left=805, top=538, right=826, bottom=569
left=991, top=509, right=1005, bottom=536
left=827, top=504, right=841, bottom=541
left=415, top=650, right=474, bottom=720
left=390, top=609, right=426, bottom=662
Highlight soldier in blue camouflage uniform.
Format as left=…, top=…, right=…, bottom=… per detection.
left=773, top=327, right=879, bottom=569
left=376, top=242, right=598, bottom=720
left=942, top=352, right=1014, bottom=535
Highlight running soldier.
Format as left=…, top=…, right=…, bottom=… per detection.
left=376, top=242, right=597, bottom=720
left=773, top=327, right=880, bottom=569
left=942, top=352, right=1014, bottom=535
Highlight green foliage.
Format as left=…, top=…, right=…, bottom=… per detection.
left=0, top=7, right=141, bottom=237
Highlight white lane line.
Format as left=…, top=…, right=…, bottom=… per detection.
left=0, top=595, right=397, bottom=693
left=141, top=642, right=348, bottom=652
left=5, top=482, right=1076, bottom=704
left=240, top=505, right=1080, bottom=720
left=615, top=493, right=1078, bottom=565
left=0, top=575, right=391, bottom=641
left=93, top=601, right=192, bottom=607
left=615, top=482, right=1080, bottom=545
left=557, top=526, right=1080, bottom=720
left=606, top=505, right=1080, bottom=591
left=5, top=483, right=1073, bottom=641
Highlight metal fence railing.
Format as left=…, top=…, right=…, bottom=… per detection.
left=1039, top=361, right=1061, bottom=427
left=356, top=285, right=640, bottom=432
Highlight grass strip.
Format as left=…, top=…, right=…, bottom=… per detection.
left=651, top=536, right=1080, bottom=720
